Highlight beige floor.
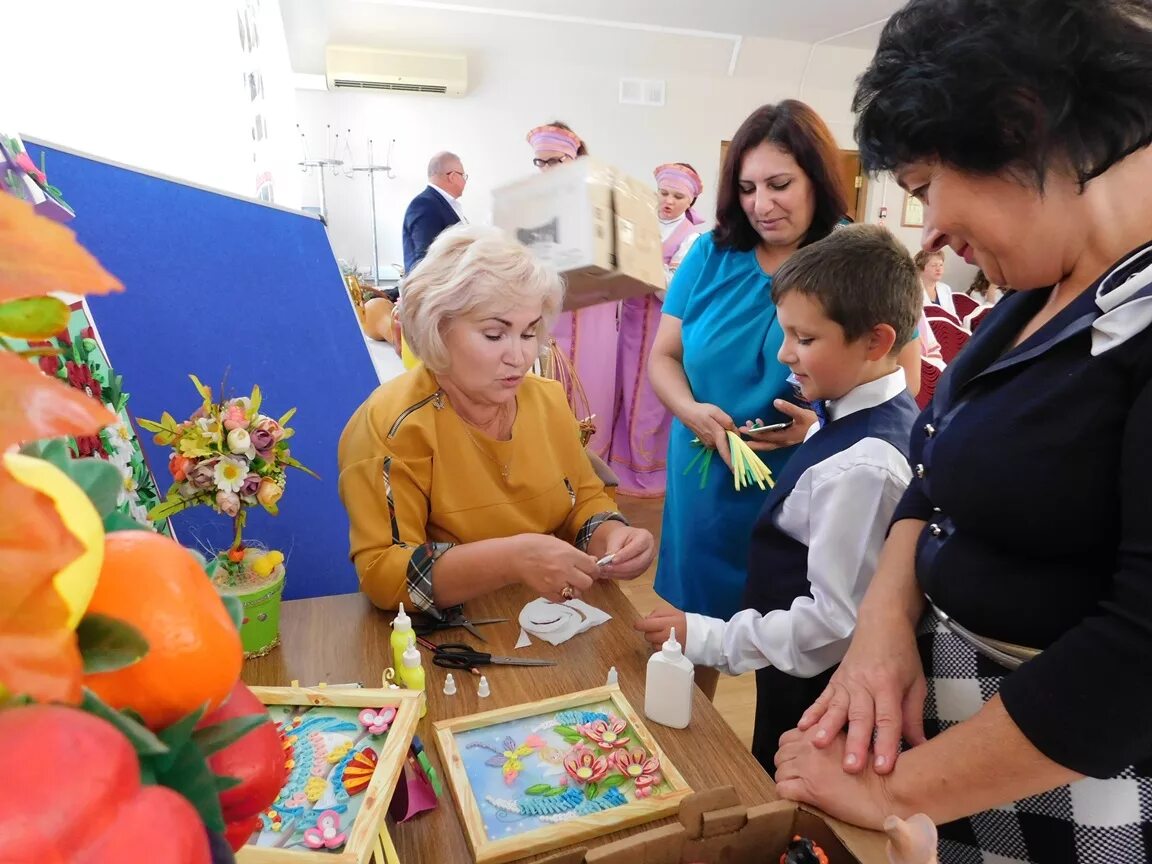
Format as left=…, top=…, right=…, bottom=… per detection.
left=614, top=493, right=756, bottom=751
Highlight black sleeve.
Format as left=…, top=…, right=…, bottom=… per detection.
left=407, top=209, right=444, bottom=271
left=999, top=372, right=1152, bottom=776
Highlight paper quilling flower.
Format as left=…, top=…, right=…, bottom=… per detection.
left=578, top=716, right=630, bottom=749
left=563, top=745, right=610, bottom=785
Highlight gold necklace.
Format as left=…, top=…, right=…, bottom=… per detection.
left=449, top=394, right=514, bottom=481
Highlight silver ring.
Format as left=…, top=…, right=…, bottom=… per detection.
left=561, top=585, right=575, bottom=601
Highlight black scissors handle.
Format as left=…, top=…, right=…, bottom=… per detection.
left=432, top=643, right=489, bottom=669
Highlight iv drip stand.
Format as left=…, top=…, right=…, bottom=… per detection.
left=351, top=138, right=395, bottom=285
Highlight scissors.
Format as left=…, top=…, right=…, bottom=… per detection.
left=412, top=612, right=508, bottom=643
left=430, top=642, right=558, bottom=670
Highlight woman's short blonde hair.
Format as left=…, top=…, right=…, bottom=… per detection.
left=400, top=224, right=564, bottom=373
left=913, top=249, right=945, bottom=271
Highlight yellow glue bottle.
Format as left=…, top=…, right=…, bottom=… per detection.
left=401, top=633, right=428, bottom=718
left=390, top=602, right=413, bottom=676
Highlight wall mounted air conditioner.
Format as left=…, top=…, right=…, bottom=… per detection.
left=325, top=46, right=468, bottom=97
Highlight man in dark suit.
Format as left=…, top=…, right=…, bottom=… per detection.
left=401, top=151, right=468, bottom=274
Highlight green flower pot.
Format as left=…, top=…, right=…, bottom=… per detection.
left=209, top=549, right=286, bottom=659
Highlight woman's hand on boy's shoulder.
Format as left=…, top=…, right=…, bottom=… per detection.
left=634, top=605, right=688, bottom=649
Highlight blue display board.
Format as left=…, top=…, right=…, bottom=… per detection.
left=27, top=141, right=377, bottom=600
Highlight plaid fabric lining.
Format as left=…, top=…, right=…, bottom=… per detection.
left=918, top=612, right=1152, bottom=863
left=381, top=457, right=402, bottom=546
left=406, top=541, right=460, bottom=620
left=575, top=512, right=628, bottom=551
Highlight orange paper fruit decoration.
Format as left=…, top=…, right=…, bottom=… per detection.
left=83, top=531, right=243, bottom=730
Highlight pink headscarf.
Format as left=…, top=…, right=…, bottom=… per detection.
left=653, top=163, right=703, bottom=198
left=526, top=125, right=581, bottom=160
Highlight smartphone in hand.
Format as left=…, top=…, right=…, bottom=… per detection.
left=745, top=419, right=795, bottom=434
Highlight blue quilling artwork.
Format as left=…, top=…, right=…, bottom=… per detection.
left=434, top=686, right=693, bottom=864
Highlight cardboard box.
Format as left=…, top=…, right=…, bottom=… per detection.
left=493, top=158, right=664, bottom=311
left=532, top=787, right=889, bottom=864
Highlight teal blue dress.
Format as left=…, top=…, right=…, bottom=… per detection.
left=654, top=233, right=797, bottom=619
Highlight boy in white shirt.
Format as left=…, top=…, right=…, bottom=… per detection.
left=636, top=224, right=922, bottom=772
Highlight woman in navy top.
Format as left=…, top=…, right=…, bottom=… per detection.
left=774, top=1, right=1152, bottom=861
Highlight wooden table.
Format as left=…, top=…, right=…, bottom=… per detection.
left=243, top=581, right=779, bottom=862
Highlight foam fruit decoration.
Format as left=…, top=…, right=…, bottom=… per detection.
left=200, top=680, right=287, bottom=850
left=0, top=704, right=209, bottom=863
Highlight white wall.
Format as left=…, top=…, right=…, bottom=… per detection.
left=290, top=37, right=875, bottom=276
left=1, top=1, right=264, bottom=199
left=864, top=174, right=979, bottom=291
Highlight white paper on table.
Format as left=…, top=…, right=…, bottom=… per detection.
left=515, top=628, right=533, bottom=649
left=518, top=598, right=612, bottom=645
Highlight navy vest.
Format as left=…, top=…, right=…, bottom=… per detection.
left=742, top=391, right=919, bottom=615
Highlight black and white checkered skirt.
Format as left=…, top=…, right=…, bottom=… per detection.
left=918, top=612, right=1152, bottom=864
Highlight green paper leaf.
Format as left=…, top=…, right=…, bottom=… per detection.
left=150, top=704, right=208, bottom=774
left=80, top=688, right=169, bottom=756
left=552, top=725, right=577, bottom=737
left=103, top=510, right=144, bottom=533
left=601, top=774, right=627, bottom=790
left=215, top=774, right=242, bottom=795
left=63, top=457, right=124, bottom=516
left=0, top=296, right=70, bottom=339
left=543, top=786, right=567, bottom=796
left=148, top=733, right=227, bottom=833
left=280, top=453, right=319, bottom=479
left=524, top=784, right=553, bottom=796
left=192, top=713, right=268, bottom=758
left=76, top=614, right=149, bottom=674
left=249, top=384, right=262, bottom=417
left=221, top=594, right=243, bottom=632
left=585, top=782, right=599, bottom=800
left=19, top=438, right=72, bottom=470
left=277, top=406, right=296, bottom=426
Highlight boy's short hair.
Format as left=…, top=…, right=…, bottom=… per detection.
left=770, top=224, right=921, bottom=351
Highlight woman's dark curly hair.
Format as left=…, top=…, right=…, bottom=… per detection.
left=853, top=0, right=1152, bottom=188
left=714, top=101, right=847, bottom=251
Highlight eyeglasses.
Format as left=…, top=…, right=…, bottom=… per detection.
left=532, top=156, right=571, bottom=169
left=446, top=170, right=469, bottom=181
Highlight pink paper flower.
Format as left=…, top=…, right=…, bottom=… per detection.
left=215, top=490, right=241, bottom=517
left=222, top=404, right=248, bottom=431
left=578, top=716, right=630, bottom=749
left=358, top=707, right=396, bottom=735
left=255, top=415, right=285, bottom=442
left=611, top=748, right=661, bottom=795
left=563, top=745, right=609, bottom=785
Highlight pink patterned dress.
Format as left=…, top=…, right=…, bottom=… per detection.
left=606, top=212, right=705, bottom=495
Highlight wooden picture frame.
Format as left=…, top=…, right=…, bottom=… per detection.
left=237, top=685, right=423, bottom=864
left=901, top=191, right=925, bottom=227
left=434, top=685, right=692, bottom=864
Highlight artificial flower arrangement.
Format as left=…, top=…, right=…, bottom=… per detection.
left=139, top=378, right=318, bottom=656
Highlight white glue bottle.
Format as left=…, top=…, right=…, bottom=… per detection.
left=644, top=627, right=694, bottom=729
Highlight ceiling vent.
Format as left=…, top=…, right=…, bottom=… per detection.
left=619, top=78, right=666, bottom=107
left=325, top=46, right=468, bottom=97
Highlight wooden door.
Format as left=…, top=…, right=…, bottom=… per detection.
left=838, top=150, right=869, bottom=222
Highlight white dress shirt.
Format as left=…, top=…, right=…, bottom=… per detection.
left=924, top=281, right=956, bottom=316
left=430, top=183, right=467, bottom=223
left=684, top=369, right=913, bottom=678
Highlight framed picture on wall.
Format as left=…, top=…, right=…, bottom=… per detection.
left=901, top=192, right=925, bottom=227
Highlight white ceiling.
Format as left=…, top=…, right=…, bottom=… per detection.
left=280, top=0, right=904, bottom=78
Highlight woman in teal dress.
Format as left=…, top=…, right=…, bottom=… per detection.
left=647, top=101, right=850, bottom=698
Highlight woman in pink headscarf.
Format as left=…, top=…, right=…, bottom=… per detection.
left=607, top=163, right=707, bottom=496
left=526, top=122, right=619, bottom=461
